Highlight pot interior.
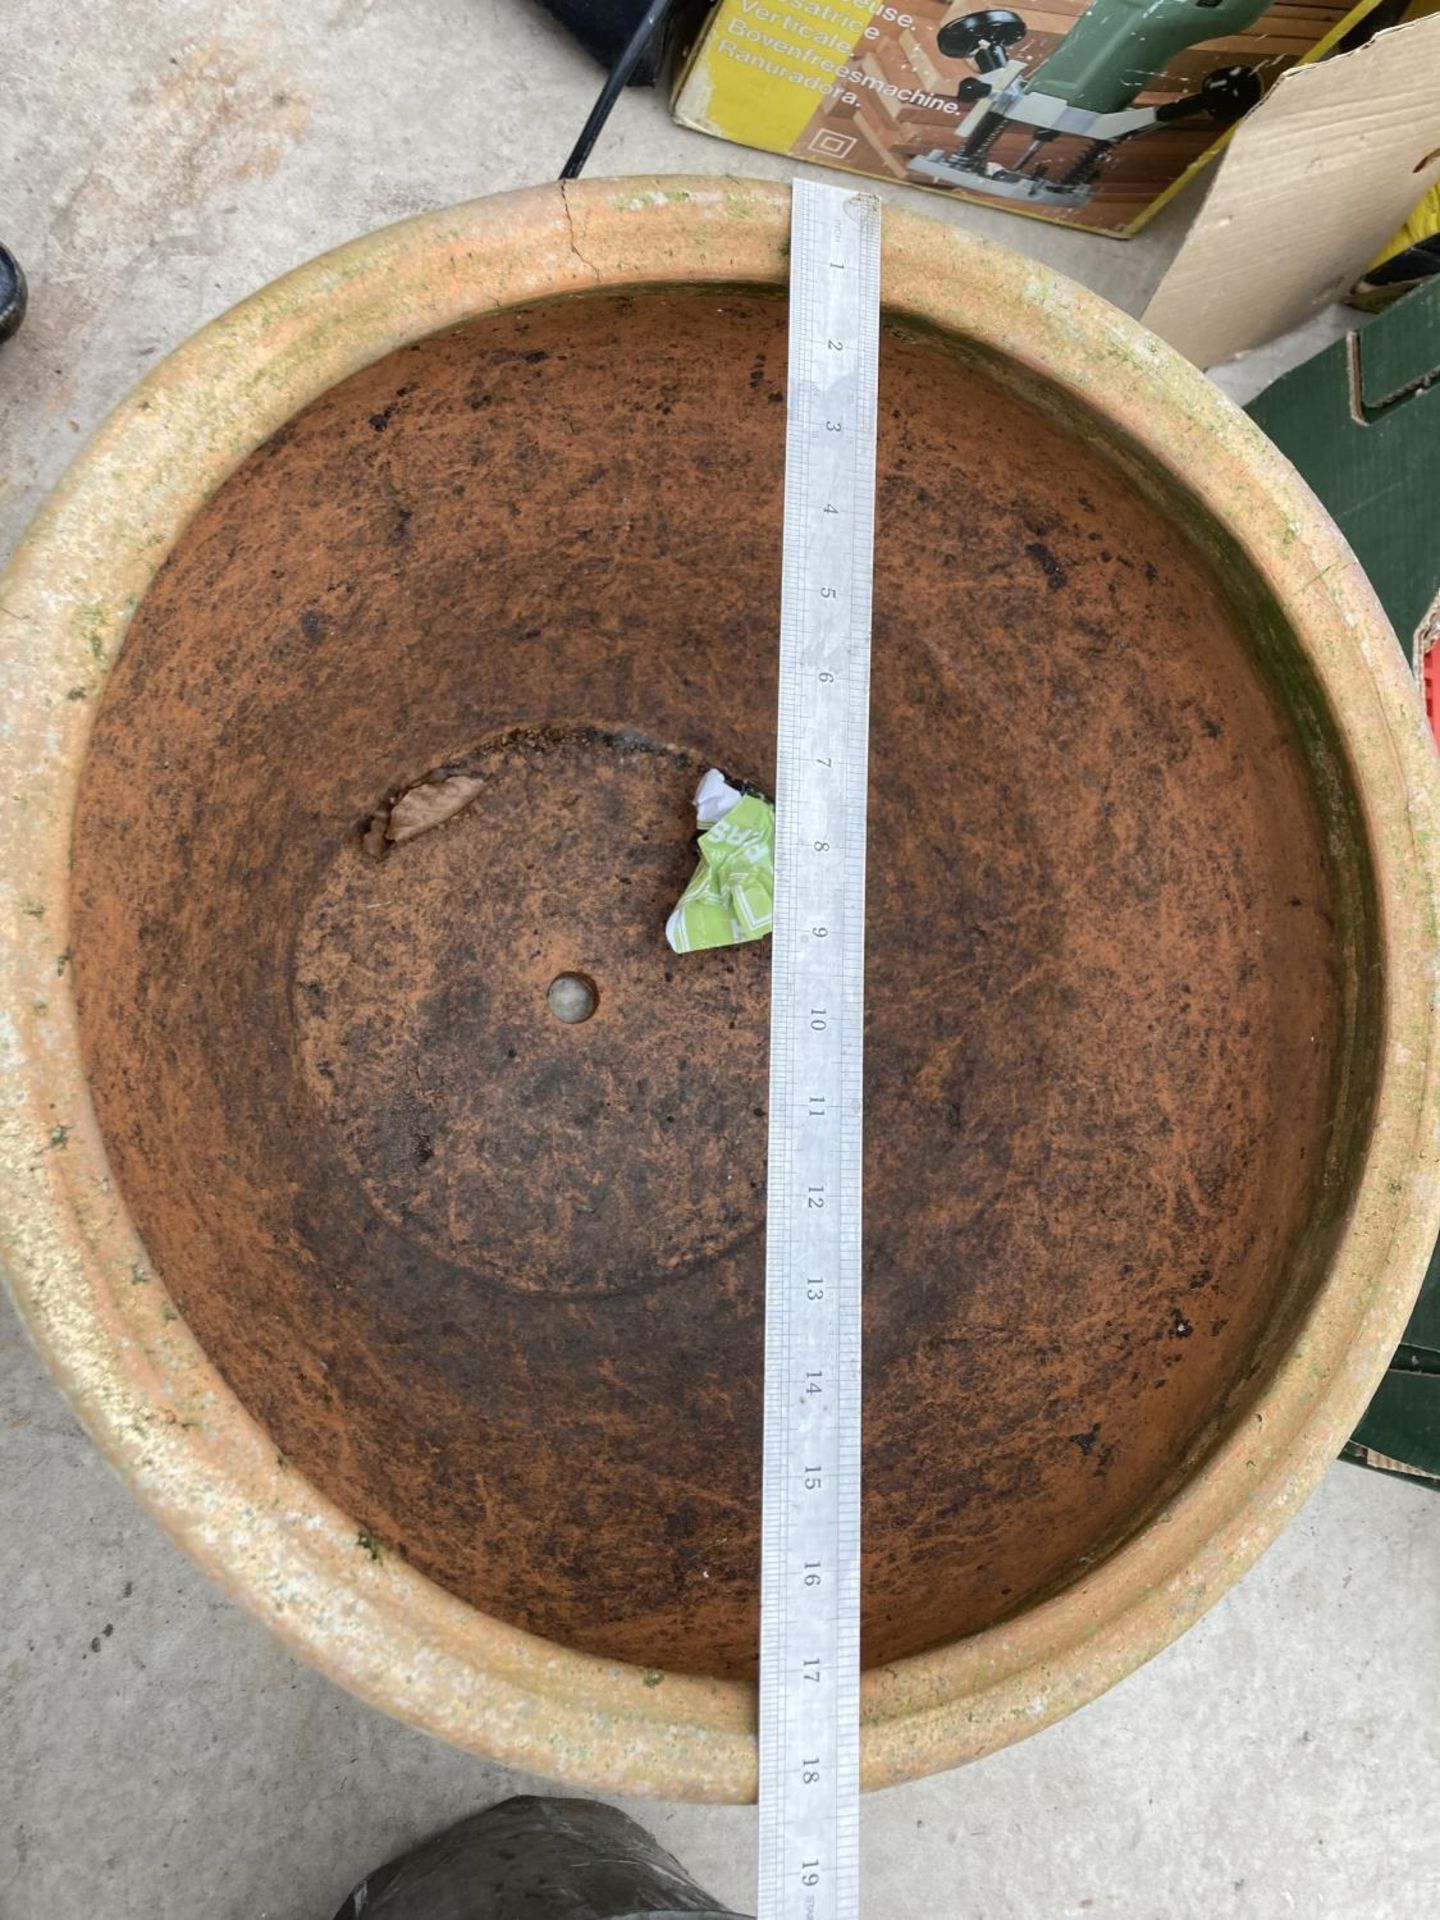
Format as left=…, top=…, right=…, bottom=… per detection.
left=72, top=286, right=1356, bottom=1680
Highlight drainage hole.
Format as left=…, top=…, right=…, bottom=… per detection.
left=547, top=971, right=599, bottom=1024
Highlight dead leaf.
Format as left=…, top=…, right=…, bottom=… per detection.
left=363, top=771, right=486, bottom=857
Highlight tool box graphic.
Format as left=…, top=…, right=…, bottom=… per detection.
left=673, top=0, right=1381, bottom=233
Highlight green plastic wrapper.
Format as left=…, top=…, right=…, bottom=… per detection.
left=665, top=770, right=775, bottom=954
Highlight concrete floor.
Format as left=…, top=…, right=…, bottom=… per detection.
left=2, top=3, right=1438, bottom=1916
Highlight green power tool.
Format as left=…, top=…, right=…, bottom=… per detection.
left=911, top=0, right=1271, bottom=207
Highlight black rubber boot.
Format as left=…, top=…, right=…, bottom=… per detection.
left=331, top=1795, right=749, bottom=1919
left=0, top=246, right=26, bottom=343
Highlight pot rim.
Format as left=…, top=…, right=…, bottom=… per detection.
left=2, top=176, right=1437, bottom=1803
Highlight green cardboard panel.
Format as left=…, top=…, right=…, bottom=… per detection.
left=1350, top=1370, right=1440, bottom=1482
left=1248, top=286, right=1440, bottom=1483
left=1248, top=278, right=1440, bottom=658
left=1405, top=1238, right=1440, bottom=1356
left=1357, top=281, right=1440, bottom=411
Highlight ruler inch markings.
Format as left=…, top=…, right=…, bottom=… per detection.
left=757, top=177, right=881, bottom=1920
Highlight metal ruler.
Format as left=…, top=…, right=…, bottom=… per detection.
left=757, top=178, right=881, bottom=1920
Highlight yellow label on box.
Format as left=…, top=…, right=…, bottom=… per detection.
left=684, top=1, right=902, bottom=149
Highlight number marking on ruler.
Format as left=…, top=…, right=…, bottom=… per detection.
left=757, top=178, right=881, bottom=1920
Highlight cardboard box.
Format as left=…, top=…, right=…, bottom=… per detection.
left=1143, top=15, right=1440, bottom=361
left=672, top=0, right=1380, bottom=235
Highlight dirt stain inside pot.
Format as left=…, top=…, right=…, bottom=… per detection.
left=71, top=288, right=1341, bottom=1678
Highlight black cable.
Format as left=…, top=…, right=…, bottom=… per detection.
left=558, top=0, right=680, bottom=180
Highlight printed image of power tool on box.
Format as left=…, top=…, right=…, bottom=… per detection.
left=673, top=0, right=1381, bottom=231
left=910, top=0, right=1271, bottom=211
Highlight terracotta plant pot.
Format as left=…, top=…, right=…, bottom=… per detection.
left=2, top=178, right=1438, bottom=1802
